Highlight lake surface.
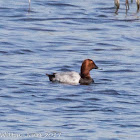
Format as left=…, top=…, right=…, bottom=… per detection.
left=0, top=0, right=140, bottom=139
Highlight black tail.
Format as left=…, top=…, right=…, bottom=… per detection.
left=46, top=73, right=55, bottom=81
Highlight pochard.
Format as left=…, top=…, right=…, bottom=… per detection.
left=46, top=59, right=98, bottom=85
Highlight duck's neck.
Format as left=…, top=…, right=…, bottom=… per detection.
left=80, top=69, right=91, bottom=79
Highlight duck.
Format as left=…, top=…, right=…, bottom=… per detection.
left=46, top=59, right=98, bottom=85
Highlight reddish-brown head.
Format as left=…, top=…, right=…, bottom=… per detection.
left=80, top=59, right=98, bottom=78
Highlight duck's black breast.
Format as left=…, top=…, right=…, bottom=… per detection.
left=79, top=77, right=94, bottom=85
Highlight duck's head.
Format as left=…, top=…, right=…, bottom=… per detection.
left=80, top=59, right=98, bottom=78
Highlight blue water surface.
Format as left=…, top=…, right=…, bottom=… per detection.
left=0, top=0, right=140, bottom=139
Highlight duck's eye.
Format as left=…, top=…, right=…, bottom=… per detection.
left=90, top=60, right=93, bottom=63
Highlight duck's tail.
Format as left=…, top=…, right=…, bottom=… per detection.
left=46, top=73, right=56, bottom=81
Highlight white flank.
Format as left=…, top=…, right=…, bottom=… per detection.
left=55, top=71, right=81, bottom=85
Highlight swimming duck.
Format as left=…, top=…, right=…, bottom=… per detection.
left=46, top=59, right=98, bottom=85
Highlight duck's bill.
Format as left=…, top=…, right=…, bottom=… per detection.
left=94, top=65, right=103, bottom=70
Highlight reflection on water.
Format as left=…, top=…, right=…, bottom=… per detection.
left=0, top=0, right=140, bottom=139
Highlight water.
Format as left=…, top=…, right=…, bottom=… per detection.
left=0, top=0, right=140, bottom=139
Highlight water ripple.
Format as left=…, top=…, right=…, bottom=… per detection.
left=0, top=0, right=140, bottom=139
